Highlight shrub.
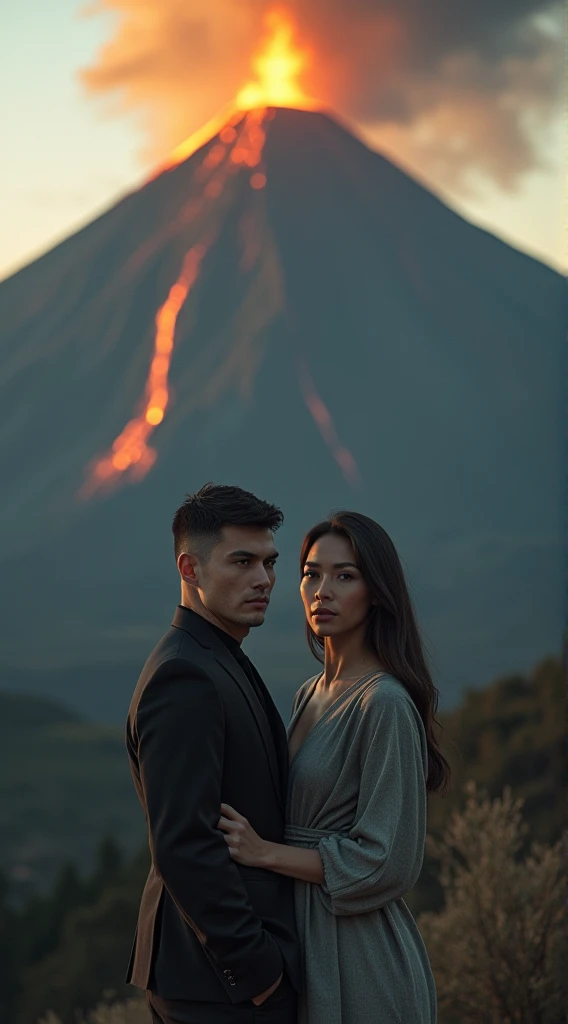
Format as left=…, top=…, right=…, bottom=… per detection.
left=38, top=994, right=150, bottom=1024
left=418, top=782, right=566, bottom=1024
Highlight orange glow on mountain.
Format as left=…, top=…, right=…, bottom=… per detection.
left=150, top=9, right=315, bottom=178
left=236, top=10, right=313, bottom=112
left=81, top=243, right=207, bottom=497
left=82, top=109, right=270, bottom=498
left=80, top=16, right=359, bottom=498
left=298, top=359, right=360, bottom=485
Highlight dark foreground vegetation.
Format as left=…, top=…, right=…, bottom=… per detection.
left=0, top=656, right=563, bottom=1024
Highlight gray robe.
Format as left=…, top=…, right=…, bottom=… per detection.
left=285, top=671, right=436, bottom=1024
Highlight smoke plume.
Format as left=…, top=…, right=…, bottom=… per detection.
left=80, top=0, right=564, bottom=191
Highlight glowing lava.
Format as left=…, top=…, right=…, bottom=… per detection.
left=151, top=9, right=315, bottom=178
left=82, top=110, right=270, bottom=497
left=298, top=359, right=360, bottom=485
left=236, top=9, right=313, bottom=112
left=82, top=12, right=359, bottom=498
left=82, top=242, right=208, bottom=497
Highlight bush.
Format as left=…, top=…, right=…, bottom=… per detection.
left=38, top=994, right=150, bottom=1024
left=20, top=887, right=142, bottom=1024
left=418, top=782, right=566, bottom=1024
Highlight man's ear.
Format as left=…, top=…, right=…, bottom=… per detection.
left=178, top=551, right=199, bottom=588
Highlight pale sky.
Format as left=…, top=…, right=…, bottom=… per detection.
left=1, top=0, right=566, bottom=283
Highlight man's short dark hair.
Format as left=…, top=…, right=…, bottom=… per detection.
left=172, top=483, right=283, bottom=559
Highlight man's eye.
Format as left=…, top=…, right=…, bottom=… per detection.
left=237, top=559, right=250, bottom=566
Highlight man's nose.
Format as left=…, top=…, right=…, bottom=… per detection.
left=253, top=568, right=271, bottom=589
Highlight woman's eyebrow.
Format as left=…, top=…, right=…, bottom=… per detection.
left=304, top=560, right=358, bottom=569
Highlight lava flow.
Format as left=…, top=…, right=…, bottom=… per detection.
left=83, top=8, right=358, bottom=497
left=81, top=243, right=207, bottom=498
left=298, top=359, right=360, bottom=485
left=82, top=108, right=269, bottom=497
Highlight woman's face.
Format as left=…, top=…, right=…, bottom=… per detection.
left=300, top=532, right=373, bottom=641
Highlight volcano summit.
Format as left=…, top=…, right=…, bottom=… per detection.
left=0, top=107, right=563, bottom=720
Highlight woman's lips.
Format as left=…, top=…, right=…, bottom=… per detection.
left=312, top=609, right=337, bottom=620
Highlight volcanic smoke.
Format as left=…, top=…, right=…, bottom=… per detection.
left=82, top=10, right=359, bottom=498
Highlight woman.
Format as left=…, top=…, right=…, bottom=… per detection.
left=218, top=511, right=449, bottom=1023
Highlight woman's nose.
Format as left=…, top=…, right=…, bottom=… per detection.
left=315, top=577, right=333, bottom=600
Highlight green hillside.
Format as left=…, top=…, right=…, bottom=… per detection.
left=0, top=692, right=144, bottom=896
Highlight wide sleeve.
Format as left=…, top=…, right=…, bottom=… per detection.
left=317, top=688, right=428, bottom=916
left=136, top=657, right=283, bottom=1002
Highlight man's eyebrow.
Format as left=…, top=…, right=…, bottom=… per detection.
left=227, top=549, right=279, bottom=560
left=304, top=560, right=358, bottom=569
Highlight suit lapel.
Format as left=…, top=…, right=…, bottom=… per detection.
left=212, top=644, right=284, bottom=812
left=171, top=606, right=286, bottom=811
left=261, top=687, right=289, bottom=801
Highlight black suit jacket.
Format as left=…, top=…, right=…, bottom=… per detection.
left=125, top=606, right=301, bottom=1003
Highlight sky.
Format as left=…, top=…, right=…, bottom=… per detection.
left=1, top=0, right=566, bottom=283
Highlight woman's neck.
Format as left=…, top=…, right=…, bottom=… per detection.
left=322, top=629, right=382, bottom=689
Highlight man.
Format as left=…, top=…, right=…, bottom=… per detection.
left=125, top=483, right=300, bottom=1024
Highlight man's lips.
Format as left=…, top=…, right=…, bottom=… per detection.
left=246, top=597, right=269, bottom=606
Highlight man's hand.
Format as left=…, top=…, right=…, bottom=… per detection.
left=251, top=973, right=283, bottom=1006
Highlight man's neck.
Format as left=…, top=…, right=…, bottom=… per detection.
left=180, top=596, right=248, bottom=643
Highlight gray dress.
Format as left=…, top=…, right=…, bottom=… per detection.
left=285, top=671, right=436, bottom=1024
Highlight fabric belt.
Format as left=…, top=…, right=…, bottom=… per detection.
left=284, top=824, right=349, bottom=848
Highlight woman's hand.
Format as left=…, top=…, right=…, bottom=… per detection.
left=218, top=804, right=324, bottom=882
left=217, top=804, right=270, bottom=867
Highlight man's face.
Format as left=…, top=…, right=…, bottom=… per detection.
left=183, top=525, right=278, bottom=635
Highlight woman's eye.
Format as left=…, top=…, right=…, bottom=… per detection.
left=303, top=570, right=317, bottom=578
left=339, top=573, right=353, bottom=580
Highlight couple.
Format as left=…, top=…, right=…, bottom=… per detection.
left=125, top=483, right=449, bottom=1024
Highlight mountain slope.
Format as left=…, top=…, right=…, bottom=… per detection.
left=0, top=109, right=564, bottom=720
left=0, top=691, right=143, bottom=892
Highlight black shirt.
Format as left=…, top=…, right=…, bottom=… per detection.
left=190, top=611, right=269, bottom=716
left=181, top=611, right=285, bottom=792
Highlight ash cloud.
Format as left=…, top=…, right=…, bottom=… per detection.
left=80, top=0, right=564, bottom=191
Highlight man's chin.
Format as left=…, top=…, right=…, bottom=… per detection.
left=239, top=609, right=267, bottom=627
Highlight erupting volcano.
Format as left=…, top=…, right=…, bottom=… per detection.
left=0, top=10, right=563, bottom=718
left=85, top=11, right=336, bottom=497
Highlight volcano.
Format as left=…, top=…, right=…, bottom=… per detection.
left=0, top=108, right=564, bottom=721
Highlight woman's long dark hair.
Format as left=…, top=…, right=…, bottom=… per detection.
left=300, top=512, right=450, bottom=794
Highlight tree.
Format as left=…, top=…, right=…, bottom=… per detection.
left=418, top=783, right=566, bottom=1024
left=17, top=878, right=146, bottom=1024
left=0, top=870, right=23, bottom=1023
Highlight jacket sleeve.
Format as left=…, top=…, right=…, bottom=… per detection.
left=317, top=689, right=428, bottom=917
left=136, top=657, right=283, bottom=1002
